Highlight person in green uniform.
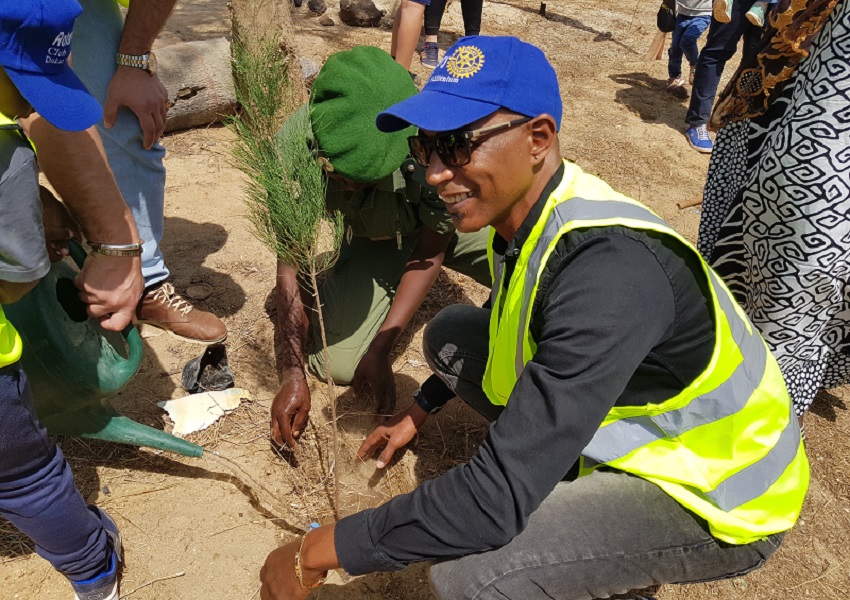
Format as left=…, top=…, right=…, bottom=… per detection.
left=270, top=46, right=490, bottom=449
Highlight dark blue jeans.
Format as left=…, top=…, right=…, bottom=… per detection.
left=0, top=363, right=110, bottom=582
left=685, top=0, right=763, bottom=126
left=423, top=305, right=783, bottom=599
left=668, top=14, right=711, bottom=79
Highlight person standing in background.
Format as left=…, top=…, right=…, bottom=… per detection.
left=419, top=0, right=483, bottom=69
left=683, top=0, right=762, bottom=152
left=664, top=0, right=711, bottom=98
left=390, top=0, right=431, bottom=72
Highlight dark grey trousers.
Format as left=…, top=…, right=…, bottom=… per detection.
left=422, top=304, right=783, bottom=600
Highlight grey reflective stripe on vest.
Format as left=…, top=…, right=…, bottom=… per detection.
left=490, top=255, right=505, bottom=309
left=514, top=198, right=669, bottom=376
left=706, top=409, right=801, bottom=511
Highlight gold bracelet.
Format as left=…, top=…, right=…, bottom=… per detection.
left=294, top=531, right=328, bottom=590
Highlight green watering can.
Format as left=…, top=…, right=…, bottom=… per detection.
left=4, top=242, right=202, bottom=457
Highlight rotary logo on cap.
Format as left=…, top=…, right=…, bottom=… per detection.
left=445, top=45, right=485, bottom=79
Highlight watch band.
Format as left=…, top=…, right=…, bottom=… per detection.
left=413, top=387, right=444, bottom=415
left=89, top=241, right=144, bottom=257
left=115, top=51, right=157, bottom=74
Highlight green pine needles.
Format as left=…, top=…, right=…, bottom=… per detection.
left=230, top=33, right=343, bottom=272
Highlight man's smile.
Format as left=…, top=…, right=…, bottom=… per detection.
left=441, top=191, right=475, bottom=205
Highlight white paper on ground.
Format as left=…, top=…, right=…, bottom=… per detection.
left=157, top=388, right=250, bottom=436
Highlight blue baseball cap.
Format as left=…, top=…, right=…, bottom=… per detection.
left=377, top=35, right=562, bottom=133
left=0, top=0, right=101, bottom=131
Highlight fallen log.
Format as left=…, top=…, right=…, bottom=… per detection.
left=158, top=37, right=237, bottom=133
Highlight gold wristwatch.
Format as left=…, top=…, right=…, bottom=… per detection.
left=115, top=51, right=157, bottom=75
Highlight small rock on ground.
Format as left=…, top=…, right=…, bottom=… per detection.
left=308, top=0, right=327, bottom=15
left=339, top=0, right=384, bottom=27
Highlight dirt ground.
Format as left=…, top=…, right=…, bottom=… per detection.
left=2, top=0, right=849, bottom=598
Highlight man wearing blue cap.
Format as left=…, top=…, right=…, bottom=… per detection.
left=259, top=36, right=807, bottom=600
left=0, top=1, right=145, bottom=598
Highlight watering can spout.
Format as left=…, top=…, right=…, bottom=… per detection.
left=41, top=406, right=203, bottom=457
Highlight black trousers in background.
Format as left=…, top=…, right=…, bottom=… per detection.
left=424, top=0, right=482, bottom=37
left=685, top=0, right=763, bottom=126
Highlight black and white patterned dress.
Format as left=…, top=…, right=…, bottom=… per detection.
left=698, top=0, right=850, bottom=415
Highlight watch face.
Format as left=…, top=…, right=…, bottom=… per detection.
left=147, top=52, right=158, bottom=75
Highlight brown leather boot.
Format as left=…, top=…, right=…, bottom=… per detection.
left=136, top=282, right=227, bottom=344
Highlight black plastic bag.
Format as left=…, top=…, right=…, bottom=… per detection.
left=181, top=343, right=235, bottom=394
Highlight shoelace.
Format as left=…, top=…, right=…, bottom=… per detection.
left=151, top=283, right=193, bottom=316
left=696, top=126, right=710, bottom=141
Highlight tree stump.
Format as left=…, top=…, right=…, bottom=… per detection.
left=158, top=38, right=237, bottom=133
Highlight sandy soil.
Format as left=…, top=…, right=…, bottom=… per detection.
left=1, top=0, right=848, bottom=599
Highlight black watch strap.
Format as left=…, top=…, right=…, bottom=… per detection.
left=414, top=387, right=445, bottom=414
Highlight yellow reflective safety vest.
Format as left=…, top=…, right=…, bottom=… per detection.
left=0, top=113, right=26, bottom=368
left=482, top=160, right=809, bottom=545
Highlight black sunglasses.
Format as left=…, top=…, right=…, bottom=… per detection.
left=408, top=116, right=533, bottom=168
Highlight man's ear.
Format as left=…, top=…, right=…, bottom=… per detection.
left=529, top=114, right=558, bottom=165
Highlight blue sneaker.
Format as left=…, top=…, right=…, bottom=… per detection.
left=419, top=42, right=439, bottom=69
left=685, top=125, right=713, bottom=153
left=71, top=507, right=122, bottom=600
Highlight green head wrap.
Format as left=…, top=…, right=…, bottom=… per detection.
left=309, top=46, right=417, bottom=183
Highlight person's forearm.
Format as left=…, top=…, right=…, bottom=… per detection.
left=0, top=280, right=38, bottom=305
left=120, top=0, right=177, bottom=54
left=301, top=524, right=340, bottom=575
left=19, top=116, right=139, bottom=246
left=370, top=231, right=451, bottom=355
left=275, top=260, right=311, bottom=377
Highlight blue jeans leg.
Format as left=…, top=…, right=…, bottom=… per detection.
left=685, top=1, right=762, bottom=126
left=680, top=15, right=711, bottom=68
left=0, top=364, right=111, bottom=582
left=70, top=0, right=170, bottom=287
left=668, top=17, right=686, bottom=79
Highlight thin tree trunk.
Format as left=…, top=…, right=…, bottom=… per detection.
left=309, top=266, right=341, bottom=521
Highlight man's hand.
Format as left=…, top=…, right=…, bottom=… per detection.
left=358, top=403, right=429, bottom=468
left=271, top=372, right=312, bottom=449
left=259, top=540, right=312, bottom=600
left=104, top=66, right=168, bottom=150
left=352, top=346, right=397, bottom=416
left=74, top=253, right=143, bottom=331
left=260, top=525, right=337, bottom=600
